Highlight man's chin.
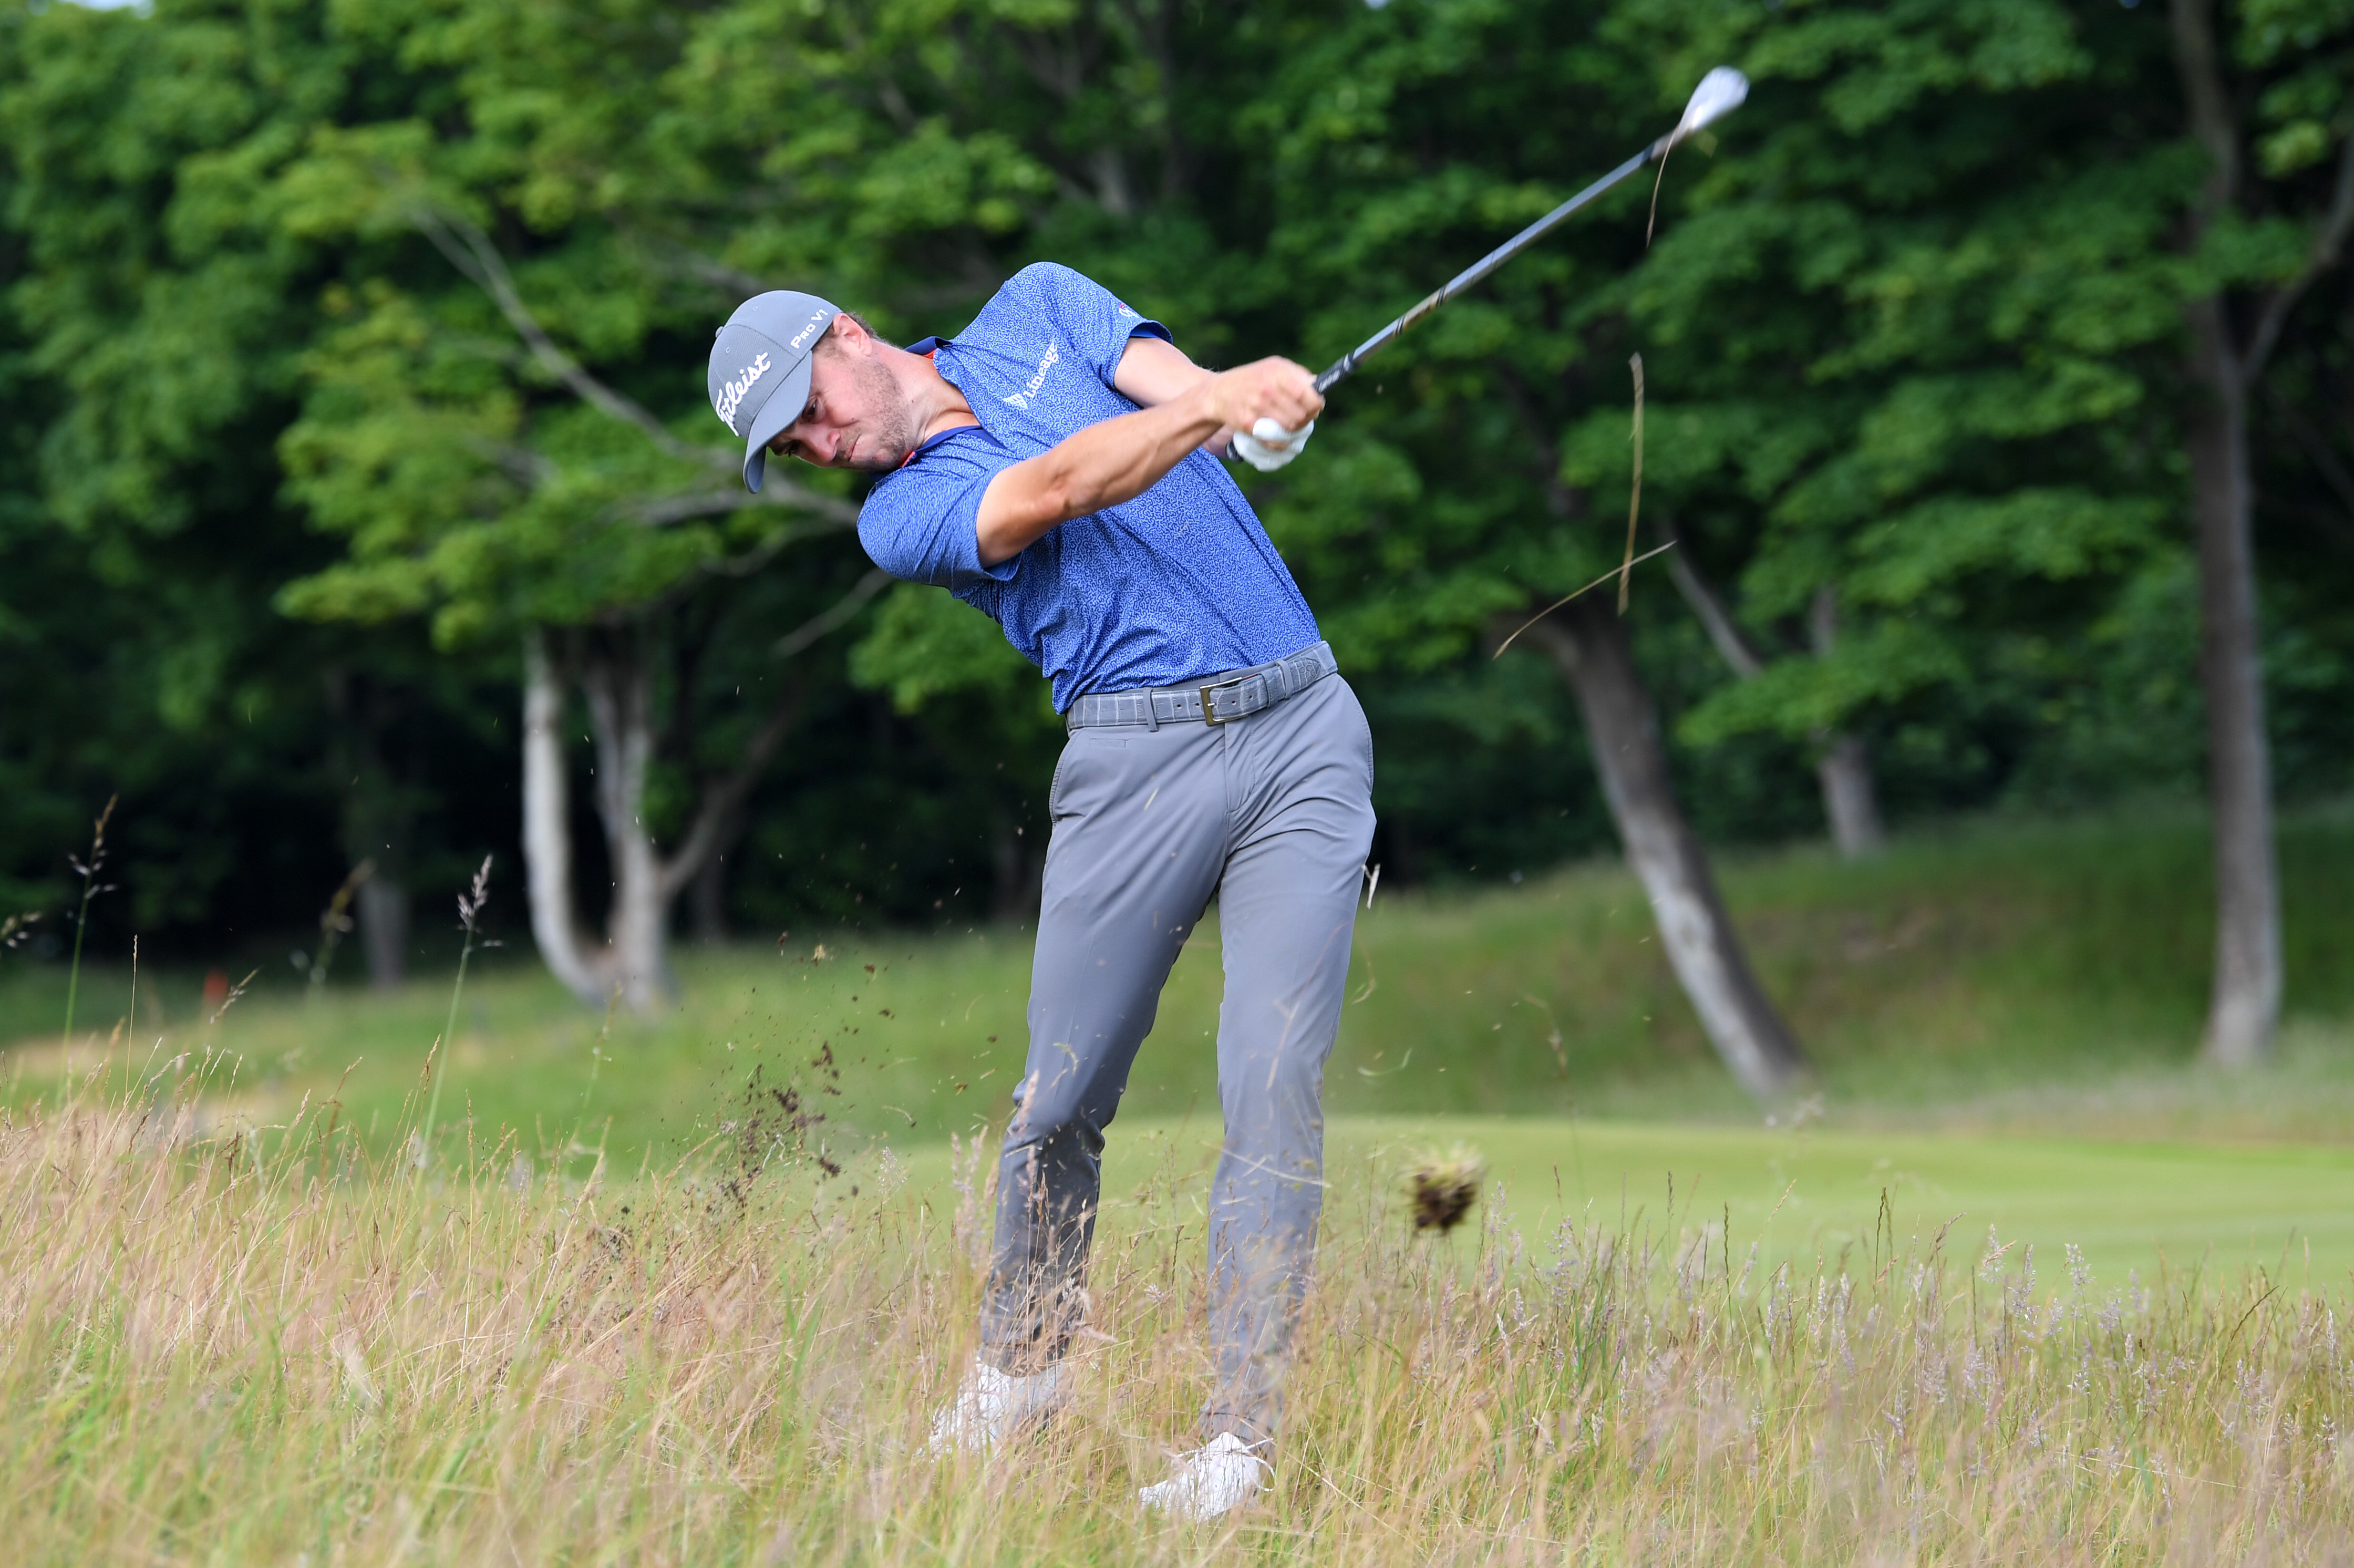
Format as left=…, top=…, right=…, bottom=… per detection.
left=850, top=438, right=913, bottom=472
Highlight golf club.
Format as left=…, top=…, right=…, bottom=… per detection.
left=1309, top=66, right=1750, bottom=397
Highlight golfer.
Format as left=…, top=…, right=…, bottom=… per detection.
left=706, top=264, right=1374, bottom=1518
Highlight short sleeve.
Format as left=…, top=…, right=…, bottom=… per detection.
left=856, top=434, right=1021, bottom=593
left=1008, top=262, right=1171, bottom=388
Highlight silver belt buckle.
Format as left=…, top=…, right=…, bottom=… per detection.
left=1199, top=674, right=1249, bottom=726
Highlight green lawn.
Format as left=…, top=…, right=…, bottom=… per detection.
left=6, top=806, right=2354, bottom=1287
left=931, top=1116, right=2354, bottom=1294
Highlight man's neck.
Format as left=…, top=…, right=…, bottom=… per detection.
left=890, top=343, right=979, bottom=445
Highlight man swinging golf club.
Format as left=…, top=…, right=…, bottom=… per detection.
left=706, top=263, right=1372, bottom=1519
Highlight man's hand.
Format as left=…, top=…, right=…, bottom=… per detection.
left=1231, top=416, right=1316, bottom=472
left=1112, top=339, right=1323, bottom=465
left=975, top=352, right=1325, bottom=565
left=1196, top=358, right=1325, bottom=445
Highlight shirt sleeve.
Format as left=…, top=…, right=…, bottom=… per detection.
left=1010, top=262, right=1171, bottom=389
left=856, top=437, right=1020, bottom=593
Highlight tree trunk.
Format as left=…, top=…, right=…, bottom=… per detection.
left=356, top=875, right=409, bottom=990
left=577, top=628, right=671, bottom=1012
left=690, top=842, right=731, bottom=945
left=990, top=803, right=1039, bottom=924
left=522, top=630, right=613, bottom=1005
left=2184, top=303, right=2281, bottom=1065
left=1813, top=738, right=1883, bottom=861
left=1806, top=588, right=1885, bottom=859
left=520, top=606, right=830, bottom=1007
left=1521, top=601, right=1808, bottom=1098
left=2170, top=0, right=2292, bottom=1066
left=324, top=667, right=416, bottom=988
left=1666, top=548, right=1886, bottom=859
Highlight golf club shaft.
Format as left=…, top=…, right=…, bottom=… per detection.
left=1312, top=131, right=1675, bottom=397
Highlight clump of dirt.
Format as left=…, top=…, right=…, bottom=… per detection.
left=1402, top=1146, right=1486, bottom=1235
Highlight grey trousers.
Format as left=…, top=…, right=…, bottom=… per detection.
left=979, top=666, right=1376, bottom=1446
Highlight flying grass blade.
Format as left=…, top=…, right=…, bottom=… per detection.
left=1491, top=540, right=1679, bottom=661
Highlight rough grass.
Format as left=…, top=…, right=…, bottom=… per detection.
left=9, top=805, right=2354, bottom=1561
left=7, top=1060, right=2352, bottom=1565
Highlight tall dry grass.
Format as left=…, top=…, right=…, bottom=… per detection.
left=4, top=1052, right=2350, bottom=1565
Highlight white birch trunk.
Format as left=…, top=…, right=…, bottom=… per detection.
left=517, top=595, right=840, bottom=1011
left=578, top=632, right=670, bottom=1013
left=521, top=631, right=613, bottom=1005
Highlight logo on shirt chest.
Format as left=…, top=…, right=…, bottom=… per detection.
left=1000, top=341, right=1060, bottom=410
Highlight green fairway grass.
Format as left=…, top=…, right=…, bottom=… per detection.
left=846, top=1114, right=2354, bottom=1297
left=1422, top=1119, right=2354, bottom=1288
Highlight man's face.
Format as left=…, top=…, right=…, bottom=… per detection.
left=767, top=323, right=920, bottom=471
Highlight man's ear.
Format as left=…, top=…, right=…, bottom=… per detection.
left=825, top=313, right=872, bottom=358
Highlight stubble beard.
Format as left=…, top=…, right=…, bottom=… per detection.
left=846, top=351, right=921, bottom=471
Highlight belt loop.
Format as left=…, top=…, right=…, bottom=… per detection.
left=1145, top=692, right=1160, bottom=731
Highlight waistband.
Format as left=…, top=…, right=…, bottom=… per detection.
left=1063, top=642, right=1338, bottom=733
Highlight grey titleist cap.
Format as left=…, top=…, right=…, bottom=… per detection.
left=707, top=291, right=840, bottom=491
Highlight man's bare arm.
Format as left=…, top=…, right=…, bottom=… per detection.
left=972, top=354, right=1321, bottom=567
left=1113, top=335, right=1253, bottom=459
left=1112, top=335, right=1211, bottom=407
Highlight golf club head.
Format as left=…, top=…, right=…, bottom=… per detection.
left=1677, top=66, right=1750, bottom=136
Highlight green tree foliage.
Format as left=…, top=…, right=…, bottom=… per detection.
left=2247, top=0, right=2354, bottom=796
left=0, top=0, right=2348, bottom=1002
left=0, top=0, right=509, bottom=952
left=1235, top=2, right=2139, bottom=797
left=244, top=0, right=1082, bottom=996
left=1606, top=0, right=2192, bottom=807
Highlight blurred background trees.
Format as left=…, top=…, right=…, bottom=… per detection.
left=1, top=0, right=2349, bottom=1064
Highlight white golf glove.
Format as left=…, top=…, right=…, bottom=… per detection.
left=1230, top=416, right=1315, bottom=472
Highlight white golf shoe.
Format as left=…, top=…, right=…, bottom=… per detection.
left=923, top=1355, right=1068, bottom=1456
left=1136, top=1431, right=1272, bottom=1520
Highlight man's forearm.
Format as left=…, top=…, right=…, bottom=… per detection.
left=1113, top=334, right=1238, bottom=462
left=974, top=395, right=1223, bottom=566
left=972, top=353, right=1322, bottom=568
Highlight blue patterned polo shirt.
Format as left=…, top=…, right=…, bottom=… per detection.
left=854, top=263, right=1322, bottom=713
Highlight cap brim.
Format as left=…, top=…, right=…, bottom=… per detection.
left=740, top=353, right=817, bottom=492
